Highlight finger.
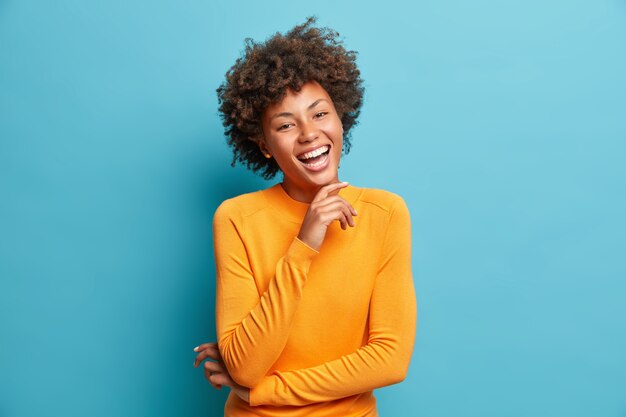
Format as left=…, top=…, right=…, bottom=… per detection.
left=194, top=349, right=213, bottom=367
left=311, top=194, right=347, bottom=209
left=203, top=360, right=227, bottom=389
left=341, top=212, right=352, bottom=229
left=194, top=345, right=222, bottom=367
left=208, top=371, right=230, bottom=387
left=203, top=361, right=233, bottom=388
left=318, top=202, right=355, bottom=228
left=314, top=195, right=357, bottom=219
left=312, top=181, right=349, bottom=203
left=316, top=200, right=351, bottom=214
left=193, top=341, right=218, bottom=352
left=203, top=367, right=223, bottom=390
left=344, top=206, right=355, bottom=227
left=336, top=203, right=355, bottom=227
left=204, top=360, right=224, bottom=373
left=207, top=345, right=223, bottom=360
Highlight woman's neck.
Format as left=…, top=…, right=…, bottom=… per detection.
left=280, top=177, right=341, bottom=203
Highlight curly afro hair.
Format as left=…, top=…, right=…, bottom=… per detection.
left=216, top=16, right=365, bottom=179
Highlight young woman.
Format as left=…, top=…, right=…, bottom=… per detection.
left=193, top=17, right=417, bottom=417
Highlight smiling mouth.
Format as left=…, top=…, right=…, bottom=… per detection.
left=296, top=145, right=330, bottom=168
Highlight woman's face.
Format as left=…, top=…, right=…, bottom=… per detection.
left=260, top=80, right=344, bottom=201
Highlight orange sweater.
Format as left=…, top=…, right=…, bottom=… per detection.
left=213, top=183, right=417, bottom=417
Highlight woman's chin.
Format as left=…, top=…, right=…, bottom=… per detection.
left=282, top=161, right=340, bottom=190
left=305, top=169, right=339, bottom=187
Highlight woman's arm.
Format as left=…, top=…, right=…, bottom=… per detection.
left=213, top=199, right=319, bottom=388
left=248, top=196, right=417, bottom=407
left=214, top=183, right=356, bottom=389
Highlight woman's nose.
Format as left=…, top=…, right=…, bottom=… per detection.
left=298, top=122, right=319, bottom=143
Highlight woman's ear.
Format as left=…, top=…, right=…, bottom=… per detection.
left=253, top=136, right=272, bottom=159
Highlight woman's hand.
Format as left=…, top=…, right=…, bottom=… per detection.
left=297, top=182, right=358, bottom=251
left=193, top=342, right=250, bottom=403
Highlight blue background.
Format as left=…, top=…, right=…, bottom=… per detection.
left=1, top=0, right=625, bottom=416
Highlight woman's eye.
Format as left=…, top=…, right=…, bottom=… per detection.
left=315, top=112, right=328, bottom=118
left=277, top=123, right=291, bottom=131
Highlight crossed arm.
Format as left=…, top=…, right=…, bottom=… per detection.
left=213, top=196, right=417, bottom=406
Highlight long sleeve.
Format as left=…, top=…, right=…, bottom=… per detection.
left=248, top=196, right=417, bottom=406
left=213, top=199, right=319, bottom=388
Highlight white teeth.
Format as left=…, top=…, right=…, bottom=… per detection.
left=298, top=145, right=329, bottom=160
left=301, top=152, right=328, bottom=168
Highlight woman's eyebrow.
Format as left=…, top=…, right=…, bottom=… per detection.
left=270, top=99, right=329, bottom=120
left=270, top=111, right=293, bottom=120
left=307, top=98, right=328, bottom=110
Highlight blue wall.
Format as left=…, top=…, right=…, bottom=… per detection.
left=1, top=1, right=625, bottom=416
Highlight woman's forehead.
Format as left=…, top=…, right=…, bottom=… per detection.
left=264, top=81, right=333, bottom=114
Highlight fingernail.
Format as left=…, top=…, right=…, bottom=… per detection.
left=193, top=346, right=199, bottom=352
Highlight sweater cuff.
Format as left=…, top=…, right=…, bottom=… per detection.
left=284, top=236, right=319, bottom=264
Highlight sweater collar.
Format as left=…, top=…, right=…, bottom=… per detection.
left=262, top=182, right=361, bottom=223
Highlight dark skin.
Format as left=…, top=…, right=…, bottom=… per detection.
left=193, top=342, right=250, bottom=402
left=195, top=83, right=357, bottom=402
left=193, top=182, right=356, bottom=402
